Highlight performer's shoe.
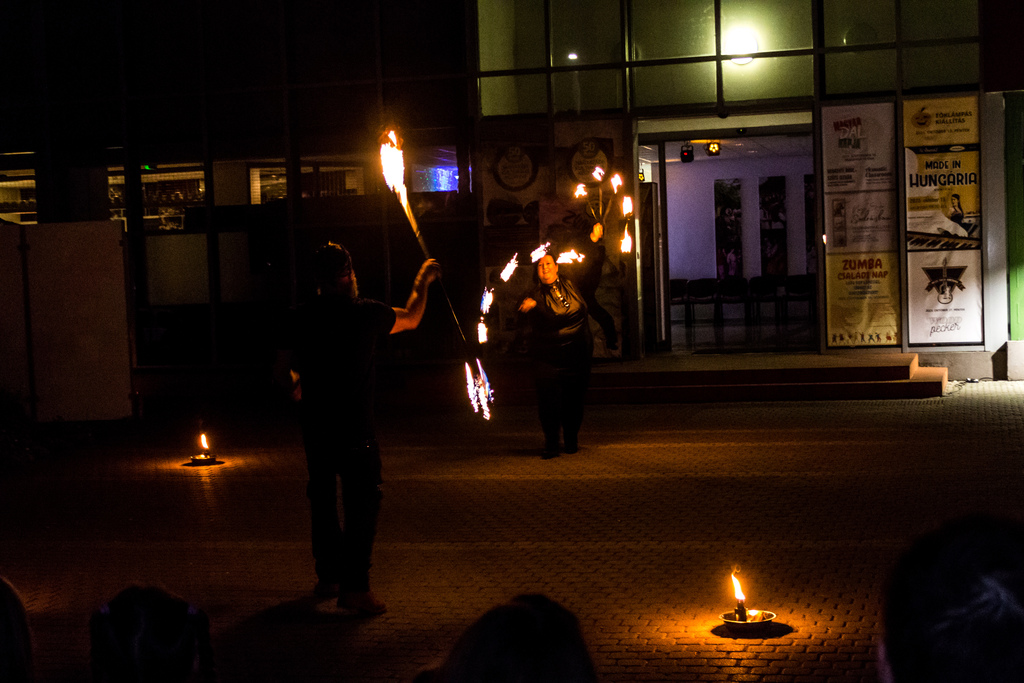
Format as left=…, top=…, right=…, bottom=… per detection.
left=314, top=581, right=340, bottom=598
left=563, top=441, right=578, bottom=454
left=338, top=590, right=388, bottom=616
left=541, top=447, right=561, bottom=459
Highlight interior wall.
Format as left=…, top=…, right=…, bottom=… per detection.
left=665, top=152, right=814, bottom=280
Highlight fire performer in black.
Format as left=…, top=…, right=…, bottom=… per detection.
left=287, top=242, right=440, bottom=615
left=518, top=252, right=593, bottom=459
left=563, top=215, right=618, bottom=351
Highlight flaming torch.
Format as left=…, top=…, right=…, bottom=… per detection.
left=719, top=569, right=778, bottom=636
left=620, top=195, right=634, bottom=253
left=380, top=128, right=494, bottom=419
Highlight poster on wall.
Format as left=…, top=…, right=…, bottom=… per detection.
left=825, top=252, right=901, bottom=347
left=480, top=143, right=548, bottom=231
left=714, top=178, right=742, bottom=278
left=907, top=250, right=983, bottom=344
left=903, top=95, right=982, bottom=346
left=759, top=176, right=787, bottom=276
left=903, top=95, right=981, bottom=249
left=821, top=102, right=900, bottom=347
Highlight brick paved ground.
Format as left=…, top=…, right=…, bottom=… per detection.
left=2, top=379, right=1024, bottom=682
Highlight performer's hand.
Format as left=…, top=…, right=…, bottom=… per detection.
left=417, top=259, right=442, bottom=286
left=519, top=297, right=537, bottom=313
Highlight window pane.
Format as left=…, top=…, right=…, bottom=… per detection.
left=630, top=0, right=715, bottom=60
left=478, top=0, right=546, bottom=70
left=721, top=0, right=812, bottom=55
left=723, top=55, right=813, bottom=101
left=552, top=69, right=622, bottom=112
left=825, top=50, right=897, bottom=94
left=901, top=0, right=978, bottom=40
left=550, top=0, right=622, bottom=66
left=633, top=62, right=717, bottom=107
left=823, top=0, right=896, bottom=47
left=410, top=146, right=459, bottom=193
left=480, top=75, right=548, bottom=116
left=903, top=44, right=979, bottom=89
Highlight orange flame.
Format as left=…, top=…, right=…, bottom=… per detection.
left=477, top=319, right=488, bottom=344
left=531, top=242, right=551, bottom=262
left=731, top=573, right=745, bottom=601
left=592, top=166, right=605, bottom=182
left=380, top=129, right=425, bottom=250
left=621, top=196, right=633, bottom=216
left=620, top=228, right=632, bottom=253
left=200, top=433, right=210, bottom=452
left=574, top=184, right=588, bottom=199
left=556, top=250, right=585, bottom=264
left=610, top=174, right=623, bottom=192
left=481, top=288, right=493, bottom=314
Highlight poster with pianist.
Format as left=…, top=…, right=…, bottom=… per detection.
left=907, top=250, right=983, bottom=345
left=903, top=95, right=981, bottom=250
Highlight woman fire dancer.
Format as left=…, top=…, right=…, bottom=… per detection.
left=518, top=251, right=593, bottom=459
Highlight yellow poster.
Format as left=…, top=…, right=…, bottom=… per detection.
left=826, top=252, right=901, bottom=347
left=903, top=95, right=979, bottom=147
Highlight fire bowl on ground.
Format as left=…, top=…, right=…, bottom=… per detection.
left=719, top=610, right=777, bottom=637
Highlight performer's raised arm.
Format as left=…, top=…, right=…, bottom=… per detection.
left=392, top=259, right=441, bottom=333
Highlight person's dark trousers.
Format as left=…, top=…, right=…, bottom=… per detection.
left=301, top=417, right=383, bottom=593
left=535, top=366, right=590, bottom=451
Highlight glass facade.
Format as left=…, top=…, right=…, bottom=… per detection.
left=476, top=0, right=980, bottom=114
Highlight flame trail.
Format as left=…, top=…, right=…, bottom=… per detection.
left=381, top=128, right=493, bottom=418
left=556, top=250, right=585, bottom=264
left=500, top=254, right=518, bottom=282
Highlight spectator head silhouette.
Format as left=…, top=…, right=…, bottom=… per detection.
left=416, top=594, right=597, bottom=683
left=90, top=585, right=214, bottom=683
left=880, top=515, right=1024, bottom=683
left=0, top=575, right=33, bottom=683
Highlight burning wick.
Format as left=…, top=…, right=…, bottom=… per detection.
left=531, top=243, right=551, bottom=263
left=732, top=573, right=747, bottom=622
left=500, top=254, right=518, bottom=282
left=592, top=166, right=605, bottom=182
left=620, top=228, right=632, bottom=253
left=574, top=184, right=588, bottom=199
left=622, top=196, right=633, bottom=216
left=610, top=173, right=623, bottom=193
left=477, top=319, right=488, bottom=344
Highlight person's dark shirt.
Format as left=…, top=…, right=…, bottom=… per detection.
left=292, top=294, right=396, bottom=439
left=524, top=277, right=591, bottom=365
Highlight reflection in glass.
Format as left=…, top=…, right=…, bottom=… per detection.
left=723, top=55, right=813, bottom=101
left=477, top=0, right=546, bottom=70
left=823, top=0, right=895, bottom=47
left=550, top=0, right=621, bottom=67
left=634, top=62, right=717, bottom=107
left=630, top=0, right=715, bottom=60
left=903, top=44, right=979, bottom=89
left=480, top=75, right=547, bottom=116
left=721, top=0, right=812, bottom=53
left=901, top=0, right=978, bottom=40
left=552, top=70, right=622, bottom=113
left=825, top=51, right=897, bottom=94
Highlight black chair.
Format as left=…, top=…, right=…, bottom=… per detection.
left=783, top=273, right=816, bottom=322
left=669, top=278, right=688, bottom=305
left=682, top=278, right=718, bottom=327
left=748, top=275, right=783, bottom=323
left=714, top=276, right=748, bottom=324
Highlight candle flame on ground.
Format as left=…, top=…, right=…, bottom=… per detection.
left=731, top=573, right=746, bottom=601
left=200, top=433, right=209, bottom=451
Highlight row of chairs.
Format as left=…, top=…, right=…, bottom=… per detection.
left=669, top=274, right=816, bottom=326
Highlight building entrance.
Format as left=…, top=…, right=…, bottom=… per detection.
left=638, top=129, right=819, bottom=354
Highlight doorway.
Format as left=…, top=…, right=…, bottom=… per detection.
left=638, top=130, right=819, bottom=354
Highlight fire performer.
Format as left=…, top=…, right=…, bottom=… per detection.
left=518, top=252, right=593, bottom=459
left=286, top=242, right=440, bottom=615
left=561, top=212, right=618, bottom=351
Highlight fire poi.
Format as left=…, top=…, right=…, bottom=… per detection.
left=380, top=129, right=494, bottom=418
